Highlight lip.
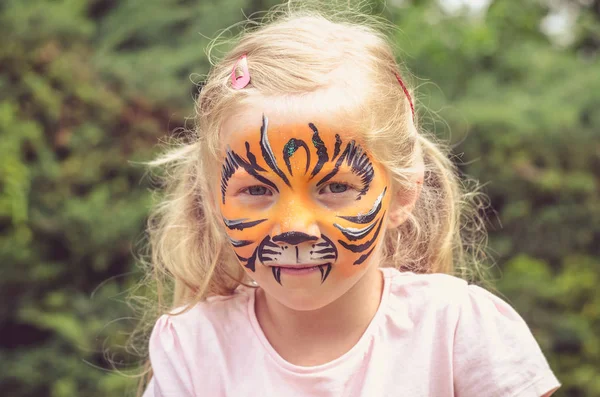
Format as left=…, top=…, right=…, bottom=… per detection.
left=278, top=266, right=320, bottom=275
left=268, top=263, right=333, bottom=282
left=273, top=264, right=318, bottom=269
left=269, top=264, right=322, bottom=276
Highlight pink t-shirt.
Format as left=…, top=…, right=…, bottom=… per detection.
left=144, top=267, right=560, bottom=397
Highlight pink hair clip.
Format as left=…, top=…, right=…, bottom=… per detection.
left=394, top=72, right=415, bottom=120
left=231, top=54, right=250, bottom=89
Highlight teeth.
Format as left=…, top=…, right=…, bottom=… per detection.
left=272, top=266, right=282, bottom=285
left=271, top=265, right=331, bottom=285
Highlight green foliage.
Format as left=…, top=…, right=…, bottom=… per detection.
left=0, top=0, right=598, bottom=396
left=387, top=1, right=600, bottom=395
left=496, top=255, right=600, bottom=396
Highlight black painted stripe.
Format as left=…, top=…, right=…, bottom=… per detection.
left=260, top=114, right=291, bottom=187
left=221, top=142, right=274, bottom=204
left=315, top=143, right=350, bottom=187
left=261, top=256, right=275, bottom=262
left=353, top=246, right=376, bottom=265
left=283, top=138, right=310, bottom=176
left=245, top=249, right=258, bottom=272
left=223, top=217, right=267, bottom=230
left=313, top=247, right=336, bottom=254
left=258, top=236, right=277, bottom=264
left=261, top=249, right=280, bottom=256
left=331, top=134, right=342, bottom=161
left=337, top=187, right=387, bottom=224
left=308, top=123, right=329, bottom=179
left=230, top=150, right=279, bottom=193
left=228, top=236, right=253, bottom=247
left=333, top=221, right=377, bottom=241
left=220, top=149, right=239, bottom=203
left=338, top=215, right=384, bottom=253
left=319, top=234, right=338, bottom=262
left=319, top=263, right=332, bottom=283
left=272, top=266, right=282, bottom=284
left=245, top=141, right=266, bottom=172
left=272, top=231, right=319, bottom=245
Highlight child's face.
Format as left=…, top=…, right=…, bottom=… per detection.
left=218, top=108, right=390, bottom=310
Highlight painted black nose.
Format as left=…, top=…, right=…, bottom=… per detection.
left=271, top=232, right=318, bottom=245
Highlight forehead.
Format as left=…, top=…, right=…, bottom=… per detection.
left=220, top=98, right=363, bottom=147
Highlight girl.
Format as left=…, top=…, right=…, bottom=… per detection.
left=140, top=3, right=560, bottom=397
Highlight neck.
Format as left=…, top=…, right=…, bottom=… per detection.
left=255, top=264, right=384, bottom=365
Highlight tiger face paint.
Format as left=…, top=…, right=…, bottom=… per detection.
left=219, top=114, right=390, bottom=290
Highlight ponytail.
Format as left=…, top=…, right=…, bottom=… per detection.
left=383, top=132, right=488, bottom=283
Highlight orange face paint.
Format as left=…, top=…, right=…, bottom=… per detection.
left=220, top=114, right=390, bottom=287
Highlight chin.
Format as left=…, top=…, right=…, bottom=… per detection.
left=266, top=283, right=345, bottom=312
left=278, top=296, right=336, bottom=312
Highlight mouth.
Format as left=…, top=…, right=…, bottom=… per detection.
left=274, top=264, right=318, bottom=269
left=270, top=263, right=332, bottom=284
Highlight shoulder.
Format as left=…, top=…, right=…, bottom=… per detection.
left=452, top=283, right=561, bottom=396
left=382, top=267, right=469, bottom=320
left=383, top=267, right=521, bottom=321
left=148, top=288, right=252, bottom=361
left=381, top=267, right=560, bottom=396
left=146, top=288, right=254, bottom=395
left=383, top=267, right=468, bottom=295
left=155, top=288, right=251, bottom=332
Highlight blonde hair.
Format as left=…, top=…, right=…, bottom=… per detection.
left=133, top=1, right=490, bottom=393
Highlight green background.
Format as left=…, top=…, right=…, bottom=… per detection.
left=0, top=0, right=598, bottom=396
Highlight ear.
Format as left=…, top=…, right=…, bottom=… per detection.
left=387, top=149, right=424, bottom=229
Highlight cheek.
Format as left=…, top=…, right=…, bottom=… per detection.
left=317, top=179, right=390, bottom=273
left=320, top=221, right=385, bottom=266
left=331, top=255, right=369, bottom=278
left=220, top=203, right=274, bottom=256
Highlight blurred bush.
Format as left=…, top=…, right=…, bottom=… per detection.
left=0, top=0, right=598, bottom=396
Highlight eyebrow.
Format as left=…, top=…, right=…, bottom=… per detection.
left=315, top=140, right=374, bottom=197
left=220, top=144, right=278, bottom=204
left=220, top=124, right=375, bottom=201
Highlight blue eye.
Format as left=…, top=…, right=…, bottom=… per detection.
left=329, top=183, right=348, bottom=193
left=320, top=182, right=351, bottom=194
left=246, top=186, right=271, bottom=196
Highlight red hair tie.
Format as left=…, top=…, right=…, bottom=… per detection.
left=394, top=72, right=415, bottom=120
left=231, top=54, right=250, bottom=89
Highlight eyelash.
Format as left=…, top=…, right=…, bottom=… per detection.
left=318, top=182, right=355, bottom=195
left=240, top=186, right=273, bottom=196
left=239, top=182, right=357, bottom=196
